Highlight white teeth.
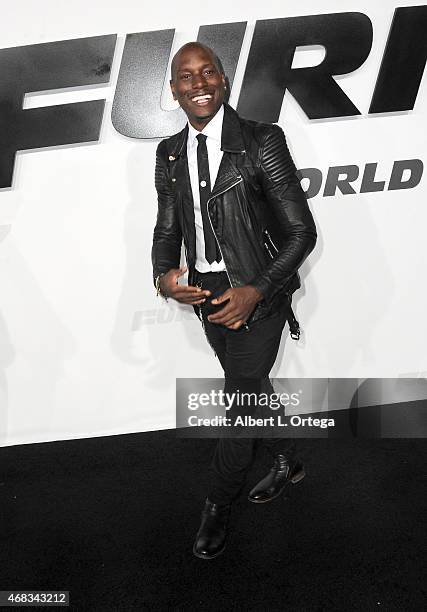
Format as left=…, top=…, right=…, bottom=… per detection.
left=192, top=94, right=212, bottom=102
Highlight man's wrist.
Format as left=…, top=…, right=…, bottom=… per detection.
left=155, top=274, right=168, bottom=300
left=246, top=284, right=264, bottom=303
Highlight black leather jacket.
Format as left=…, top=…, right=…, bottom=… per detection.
left=152, top=103, right=317, bottom=323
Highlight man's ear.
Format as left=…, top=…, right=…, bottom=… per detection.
left=170, top=79, right=177, bottom=101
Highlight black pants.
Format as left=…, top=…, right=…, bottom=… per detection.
left=195, top=270, right=296, bottom=505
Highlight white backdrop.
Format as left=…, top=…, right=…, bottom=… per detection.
left=1, top=0, right=426, bottom=446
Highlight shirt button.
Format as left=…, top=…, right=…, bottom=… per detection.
left=171, top=178, right=176, bottom=182
left=200, top=180, right=207, bottom=187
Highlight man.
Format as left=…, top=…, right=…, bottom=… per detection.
left=152, top=42, right=317, bottom=559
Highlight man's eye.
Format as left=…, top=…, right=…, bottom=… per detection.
left=180, top=74, right=191, bottom=80
left=204, top=70, right=214, bottom=75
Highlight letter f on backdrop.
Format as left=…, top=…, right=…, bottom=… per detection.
left=0, top=35, right=116, bottom=188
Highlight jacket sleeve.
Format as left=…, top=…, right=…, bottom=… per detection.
left=151, top=140, right=183, bottom=284
left=249, top=124, right=317, bottom=303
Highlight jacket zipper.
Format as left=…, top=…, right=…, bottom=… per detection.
left=264, top=242, right=274, bottom=259
left=264, top=228, right=279, bottom=254
left=206, top=176, right=243, bottom=289
left=206, top=176, right=250, bottom=331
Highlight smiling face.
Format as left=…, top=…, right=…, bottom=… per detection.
left=170, top=43, right=226, bottom=131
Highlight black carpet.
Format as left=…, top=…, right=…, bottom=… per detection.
left=1, top=432, right=426, bottom=611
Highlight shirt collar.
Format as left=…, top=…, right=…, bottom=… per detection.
left=187, top=104, right=224, bottom=148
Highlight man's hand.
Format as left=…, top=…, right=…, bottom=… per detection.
left=208, top=285, right=264, bottom=329
left=159, top=267, right=211, bottom=305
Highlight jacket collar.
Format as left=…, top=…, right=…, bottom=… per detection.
left=220, top=103, right=246, bottom=154
left=165, top=103, right=245, bottom=161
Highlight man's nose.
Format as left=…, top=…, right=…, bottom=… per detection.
left=192, top=72, right=207, bottom=89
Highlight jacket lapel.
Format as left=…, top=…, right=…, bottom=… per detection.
left=161, top=104, right=246, bottom=263
left=211, top=103, right=246, bottom=197
left=166, top=124, right=194, bottom=209
left=166, top=103, right=246, bottom=200
left=164, top=104, right=246, bottom=263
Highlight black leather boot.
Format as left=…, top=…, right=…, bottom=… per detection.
left=193, top=499, right=230, bottom=559
left=248, top=455, right=306, bottom=503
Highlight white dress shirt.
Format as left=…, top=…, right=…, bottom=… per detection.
left=187, top=104, right=226, bottom=272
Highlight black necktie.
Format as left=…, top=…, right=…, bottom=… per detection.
left=196, top=133, right=221, bottom=264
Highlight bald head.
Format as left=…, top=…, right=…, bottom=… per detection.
left=170, top=42, right=224, bottom=81
left=169, top=42, right=226, bottom=130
